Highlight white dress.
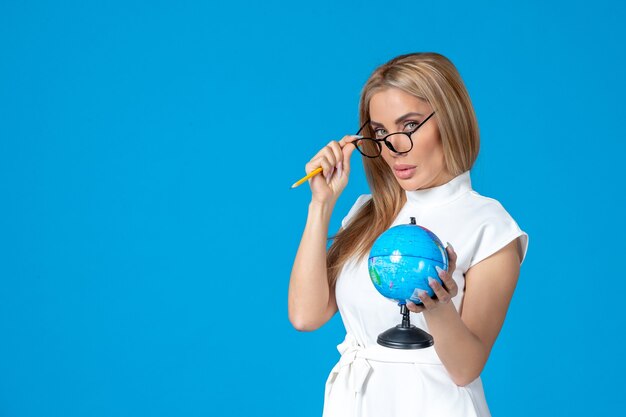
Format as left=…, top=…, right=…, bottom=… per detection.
left=322, top=170, right=529, bottom=417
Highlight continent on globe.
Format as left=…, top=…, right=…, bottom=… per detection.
left=368, top=218, right=448, bottom=305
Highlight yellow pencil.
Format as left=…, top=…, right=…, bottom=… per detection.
left=290, top=167, right=323, bottom=189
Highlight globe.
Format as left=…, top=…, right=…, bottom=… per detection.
left=368, top=218, right=449, bottom=305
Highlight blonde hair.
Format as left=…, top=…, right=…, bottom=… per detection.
left=326, top=52, right=480, bottom=288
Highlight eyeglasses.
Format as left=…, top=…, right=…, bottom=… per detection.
left=350, top=111, right=436, bottom=158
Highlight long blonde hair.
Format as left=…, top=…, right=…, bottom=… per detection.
left=326, top=52, right=480, bottom=288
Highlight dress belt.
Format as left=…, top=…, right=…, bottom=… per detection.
left=323, top=333, right=443, bottom=417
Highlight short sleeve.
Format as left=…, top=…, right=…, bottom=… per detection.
left=340, top=194, right=372, bottom=229
left=467, top=202, right=529, bottom=269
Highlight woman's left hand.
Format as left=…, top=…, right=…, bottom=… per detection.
left=406, top=243, right=459, bottom=313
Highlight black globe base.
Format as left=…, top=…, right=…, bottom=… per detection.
left=377, top=304, right=434, bottom=349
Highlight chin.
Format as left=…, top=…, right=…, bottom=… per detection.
left=397, top=178, right=420, bottom=191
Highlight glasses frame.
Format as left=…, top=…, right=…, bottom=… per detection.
left=350, top=111, right=436, bottom=158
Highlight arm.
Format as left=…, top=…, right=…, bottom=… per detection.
left=410, top=238, right=522, bottom=386
left=288, top=200, right=339, bottom=331
left=288, top=133, right=359, bottom=331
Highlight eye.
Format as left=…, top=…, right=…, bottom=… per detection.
left=374, top=128, right=387, bottom=137
left=404, top=121, right=419, bottom=131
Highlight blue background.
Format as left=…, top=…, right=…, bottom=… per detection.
left=1, top=1, right=625, bottom=416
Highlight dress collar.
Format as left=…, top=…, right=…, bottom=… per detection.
left=405, top=170, right=472, bottom=207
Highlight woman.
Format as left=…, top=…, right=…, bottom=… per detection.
left=288, top=52, right=529, bottom=417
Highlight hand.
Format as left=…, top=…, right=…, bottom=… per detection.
left=306, top=135, right=361, bottom=205
left=406, top=243, right=459, bottom=313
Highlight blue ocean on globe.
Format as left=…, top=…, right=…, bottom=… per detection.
left=368, top=220, right=449, bottom=305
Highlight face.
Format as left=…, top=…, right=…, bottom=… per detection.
left=368, top=87, right=454, bottom=191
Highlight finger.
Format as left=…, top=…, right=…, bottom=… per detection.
left=306, top=157, right=333, bottom=182
left=338, top=135, right=362, bottom=175
left=305, top=157, right=326, bottom=176
left=406, top=301, right=425, bottom=313
left=435, top=265, right=458, bottom=297
left=320, top=144, right=338, bottom=169
left=326, top=141, right=345, bottom=181
left=308, top=143, right=337, bottom=169
left=428, top=276, right=451, bottom=304
left=338, top=134, right=362, bottom=149
left=327, top=141, right=343, bottom=168
left=322, top=160, right=334, bottom=183
left=444, top=244, right=457, bottom=275
left=417, top=289, right=436, bottom=309
left=446, top=242, right=457, bottom=263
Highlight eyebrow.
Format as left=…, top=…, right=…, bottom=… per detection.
left=369, top=112, right=424, bottom=127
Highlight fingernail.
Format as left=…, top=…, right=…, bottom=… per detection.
left=337, top=161, right=343, bottom=178
left=428, top=277, right=437, bottom=285
left=352, top=135, right=363, bottom=138
left=435, top=265, right=444, bottom=275
left=446, top=242, right=454, bottom=251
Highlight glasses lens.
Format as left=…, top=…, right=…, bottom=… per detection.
left=356, top=138, right=382, bottom=157
left=386, top=132, right=413, bottom=154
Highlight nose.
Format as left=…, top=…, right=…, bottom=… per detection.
left=384, top=133, right=410, bottom=155
left=385, top=141, right=408, bottom=156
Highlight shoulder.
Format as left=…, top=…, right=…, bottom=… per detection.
left=353, top=193, right=373, bottom=208
left=455, top=190, right=529, bottom=268
left=455, top=190, right=518, bottom=225
left=341, top=194, right=372, bottom=228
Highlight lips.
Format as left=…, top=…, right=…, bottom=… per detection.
left=393, top=165, right=417, bottom=180
left=393, top=164, right=417, bottom=171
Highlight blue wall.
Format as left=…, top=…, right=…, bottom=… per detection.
left=1, top=1, right=625, bottom=415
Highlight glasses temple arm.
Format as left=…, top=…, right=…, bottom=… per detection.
left=355, top=119, right=370, bottom=136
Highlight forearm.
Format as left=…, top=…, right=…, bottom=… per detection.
left=423, top=303, right=488, bottom=386
left=288, top=200, right=336, bottom=330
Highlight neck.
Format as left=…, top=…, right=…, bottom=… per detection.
left=412, top=170, right=456, bottom=191
left=404, top=170, right=472, bottom=207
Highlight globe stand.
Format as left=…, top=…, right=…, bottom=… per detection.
left=377, top=304, right=434, bottom=349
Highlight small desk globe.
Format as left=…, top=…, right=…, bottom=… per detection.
left=368, top=217, right=449, bottom=349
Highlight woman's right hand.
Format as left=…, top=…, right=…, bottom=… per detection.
left=305, top=135, right=361, bottom=205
